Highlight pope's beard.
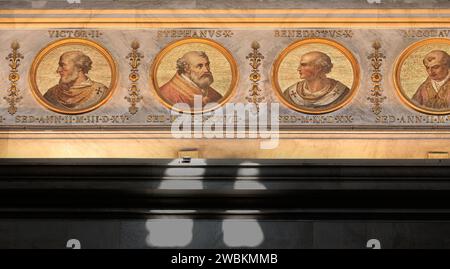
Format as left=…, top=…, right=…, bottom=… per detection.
left=58, top=70, right=81, bottom=91
left=188, top=72, right=214, bottom=89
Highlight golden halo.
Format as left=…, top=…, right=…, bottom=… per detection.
left=272, top=38, right=360, bottom=114
left=150, top=38, right=238, bottom=114
left=393, top=38, right=450, bottom=115
left=29, top=38, right=118, bottom=115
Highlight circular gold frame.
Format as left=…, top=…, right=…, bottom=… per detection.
left=393, top=38, right=450, bottom=115
left=29, top=38, right=118, bottom=115
left=150, top=38, right=238, bottom=114
left=271, top=38, right=360, bottom=114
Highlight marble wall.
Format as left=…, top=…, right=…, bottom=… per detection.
left=0, top=5, right=449, bottom=158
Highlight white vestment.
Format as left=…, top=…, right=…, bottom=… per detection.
left=282, top=79, right=350, bottom=109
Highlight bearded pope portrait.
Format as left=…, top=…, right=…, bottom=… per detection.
left=159, top=51, right=223, bottom=108
left=43, top=51, right=109, bottom=110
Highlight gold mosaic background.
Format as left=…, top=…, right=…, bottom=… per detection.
left=277, top=43, right=354, bottom=91
left=155, top=42, right=233, bottom=96
left=400, top=43, right=450, bottom=98
left=35, top=44, right=113, bottom=95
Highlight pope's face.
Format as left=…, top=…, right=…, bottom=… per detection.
left=187, top=54, right=214, bottom=89
left=298, top=54, right=321, bottom=81
left=57, top=55, right=80, bottom=84
left=425, top=56, right=449, bottom=81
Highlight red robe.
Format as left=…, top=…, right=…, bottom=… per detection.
left=159, top=73, right=223, bottom=108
